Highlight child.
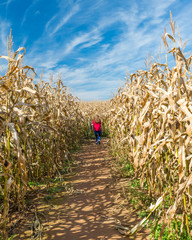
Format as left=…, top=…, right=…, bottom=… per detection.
left=92, top=115, right=102, bottom=145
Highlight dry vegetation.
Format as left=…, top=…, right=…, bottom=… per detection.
left=0, top=33, right=85, bottom=239
left=108, top=13, right=192, bottom=238
left=1, top=13, right=192, bottom=240
left=0, top=32, right=110, bottom=239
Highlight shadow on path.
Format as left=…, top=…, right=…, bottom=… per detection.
left=13, top=138, right=149, bottom=240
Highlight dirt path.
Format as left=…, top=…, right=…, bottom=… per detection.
left=12, top=138, right=149, bottom=240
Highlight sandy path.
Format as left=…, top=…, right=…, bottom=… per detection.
left=12, top=138, right=149, bottom=240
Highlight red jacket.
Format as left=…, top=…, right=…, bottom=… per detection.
left=92, top=120, right=101, bottom=131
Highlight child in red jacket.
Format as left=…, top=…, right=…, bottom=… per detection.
left=92, top=115, right=102, bottom=145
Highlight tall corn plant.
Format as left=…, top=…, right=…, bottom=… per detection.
left=0, top=34, right=84, bottom=239
left=108, top=13, right=192, bottom=238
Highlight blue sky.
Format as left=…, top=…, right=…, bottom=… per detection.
left=0, top=0, right=192, bottom=100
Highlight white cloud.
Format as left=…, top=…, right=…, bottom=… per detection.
left=65, top=30, right=103, bottom=54
left=13, top=0, right=192, bottom=100
left=50, top=4, right=80, bottom=36
left=45, top=15, right=57, bottom=32
left=80, top=37, right=102, bottom=49
left=0, top=20, right=11, bottom=55
left=21, top=0, right=40, bottom=25
left=173, top=2, right=192, bottom=45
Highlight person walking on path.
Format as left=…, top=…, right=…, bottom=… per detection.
left=92, top=115, right=102, bottom=145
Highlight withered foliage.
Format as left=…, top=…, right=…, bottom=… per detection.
left=108, top=14, right=192, bottom=238
left=0, top=33, right=84, bottom=238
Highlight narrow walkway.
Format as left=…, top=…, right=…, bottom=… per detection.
left=44, top=138, right=125, bottom=240
left=13, top=138, right=149, bottom=239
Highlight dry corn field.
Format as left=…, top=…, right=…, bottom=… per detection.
left=1, top=14, right=192, bottom=240
left=108, top=15, right=192, bottom=239
left=0, top=33, right=85, bottom=239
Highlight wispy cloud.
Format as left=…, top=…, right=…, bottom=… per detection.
left=45, top=15, right=57, bottom=32
left=0, top=20, right=11, bottom=54
left=65, top=29, right=103, bottom=54
left=30, top=1, right=181, bottom=99
left=6, top=0, right=14, bottom=9
left=2, top=0, right=191, bottom=100
left=173, top=2, right=192, bottom=46
left=49, top=4, right=80, bottom=36
left=21, top=0, right=40, bottom=25
left=0, top=19, right=11, bottom=73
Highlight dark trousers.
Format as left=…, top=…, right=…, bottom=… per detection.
left=94, top=131, right=101, bottom=142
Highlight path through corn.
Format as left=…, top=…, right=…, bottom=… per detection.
left=13, top=138, right=149, bottom=240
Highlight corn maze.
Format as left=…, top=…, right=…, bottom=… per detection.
left=1, top=15, right=192, bottom=240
